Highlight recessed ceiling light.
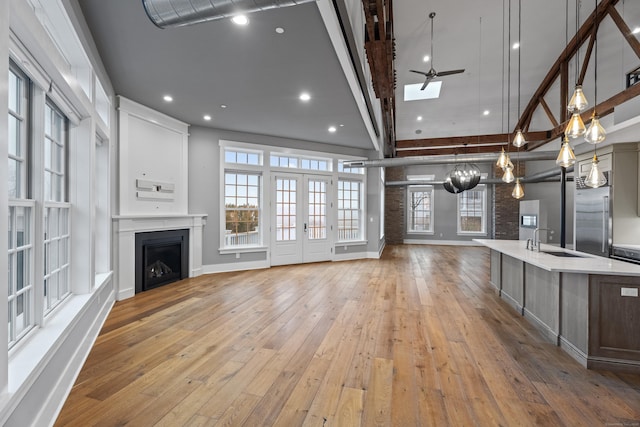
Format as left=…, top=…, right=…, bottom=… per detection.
left=163, top=95, right=173, bottom=102
left=417, top=116, right=423, bottom=121
left=220, top=104, right=227, bottom=109
left=423, top=55, right=430, bottom=62
left=483, top=110, right=490, bottom=116
left=512, top=42, right=520, bottom=49
left=275, top=27, right=285, bottom=34
left=633, top=27, right=640, bottom=35
left=339, top=124, right=344, bottom=127
left=299, top=92, right=311, bottom=102
left=328, top=126, right=337, bottom=133
left=231, top=15, right=249, bottom=25
left=204, top=115, right=212, bottom=121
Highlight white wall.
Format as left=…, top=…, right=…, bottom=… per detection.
left=117, top=96, right=190, bottom=216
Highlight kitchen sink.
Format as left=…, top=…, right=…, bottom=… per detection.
left=541, top=250, right=586, bottom=258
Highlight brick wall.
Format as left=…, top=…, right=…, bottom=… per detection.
left=493, top=162, right=526, bottom=240
left=384, top=166, right=405, bottom=244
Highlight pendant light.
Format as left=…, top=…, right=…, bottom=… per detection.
left=513, top=130, right=526, bottom=147
left=565, top=112, right=586, bottom=138
left=584, top=2, right=606, bottom=145
left=513, top=0, right=526, bottom=148
left=556, top=135, right=576, bottom=167
left=567, top=0, right=589, bottom=115
left=502, top=163, right=515, bottom=183
left=567, top=85, right=588, bottom=113
left=584, top=154, right=607, bottom=188
left=584, top=113, right=606, bottom=143
left=500, top=0, right=514, bottom=183
left=512, top=177, right=525, bottom=199
left=496, top=147, right=510, bottom=169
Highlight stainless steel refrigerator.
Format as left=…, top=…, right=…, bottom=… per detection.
left=575, top=173, right=612, bottom=257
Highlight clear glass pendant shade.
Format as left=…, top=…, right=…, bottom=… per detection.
left=567, top=85, right=588, bottom=113
left=565, top=113, right=586, bottom=138
left=556, top=137, right=576, bottom=168
left=584, top=114, right=606, bottom=144
left=512, top=178, right=524, bottom=199
left=496, top=148, right=510, bottom=169
left=585, top=155, right=607, bottom=188
left=502, top=164, right=515, bottom=183
left=513, top=130, right=526, bottom=148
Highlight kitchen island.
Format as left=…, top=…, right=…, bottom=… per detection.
left=475, top=239, right=640, bottom=373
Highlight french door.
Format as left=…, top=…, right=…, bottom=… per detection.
left=271, top=173, right=332, bottom=266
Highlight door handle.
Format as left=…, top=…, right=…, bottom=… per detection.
left=304, top=223, right=308, bottom=233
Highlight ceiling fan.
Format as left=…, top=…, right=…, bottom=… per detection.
left=410, top=12, right=465, bottom=90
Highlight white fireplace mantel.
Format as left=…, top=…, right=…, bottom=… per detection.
left=113, top=214, right=207, bottom=300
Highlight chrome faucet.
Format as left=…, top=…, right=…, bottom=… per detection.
left=531, top=228, right=553, bottom=252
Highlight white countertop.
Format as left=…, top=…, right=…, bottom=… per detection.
left=474, top=239, right=640, bottom=277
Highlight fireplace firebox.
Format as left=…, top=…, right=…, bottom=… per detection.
left=135, top=229, right=189, bottom=293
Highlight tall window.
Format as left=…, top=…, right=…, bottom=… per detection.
left=458, top=186, right=486, bottom=234
left=224, top=172, right=261, bottom=247
left=337, top=180, right=362, bottom=241
left=408, top=186, right=434, bottom=233
left=8, top=66, right=35, bottom=347
left=43, top=101, right=71, bottom=313
left=8, top=66, right=28, bottom=199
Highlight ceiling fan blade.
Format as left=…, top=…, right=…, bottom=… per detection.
left=436, top=69, right=465, bottom=77
left=410, top=69, right=429, bottom=77
left=420, top=78, right=430, bottom=91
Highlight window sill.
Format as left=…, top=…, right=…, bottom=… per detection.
left=8, top=292, right=90, bottom=392
left=219, top=246, right=268, bottom=255
left=407, top=231, right=435, bottom=235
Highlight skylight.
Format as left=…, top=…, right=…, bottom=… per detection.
left=404, top=81, right=442, bottom=101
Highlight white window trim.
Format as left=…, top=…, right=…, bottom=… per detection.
left=220, top=170, right=264, bottom=250
left=218, top=140, right=367, bottom=253
left=407, top=185, right=435, bottom=234
left=457, top=184, right=488, bottom=236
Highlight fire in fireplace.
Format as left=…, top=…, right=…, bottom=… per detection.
left=135, top=229, right=189, bottom=293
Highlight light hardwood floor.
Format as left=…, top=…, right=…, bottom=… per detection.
left=55, top=245, right=640, bottom=426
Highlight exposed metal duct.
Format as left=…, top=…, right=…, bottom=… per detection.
left=344, top=151, right=560, bottom=168
left=521, top=165, right=574, bottom=183
left=142, top=0, right=315, bottom=28
left=386, top=166, right=574, bottom=187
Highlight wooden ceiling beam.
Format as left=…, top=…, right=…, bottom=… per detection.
left=607, top=4, right=640, bottom=60
left=578, top=31, right=596, bottom=86
left=515, top=0, right=618, bottom=133
left=396, top=131, right=551, bottom=149
left=539, top=98, right=559, bottom=128
left=527, top=82, right=640, bottom=151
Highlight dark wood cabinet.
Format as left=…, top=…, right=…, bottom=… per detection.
left=589, top=275, right=640, bottom=371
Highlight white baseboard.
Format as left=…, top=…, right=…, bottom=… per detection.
left=203, top=259, right=270, bottom=274
left=403, top=239, right=484, bottom=246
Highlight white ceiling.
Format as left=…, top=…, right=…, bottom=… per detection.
left=77, top=0, right=640, bottom=152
